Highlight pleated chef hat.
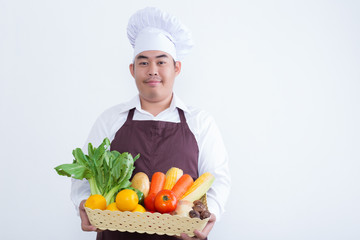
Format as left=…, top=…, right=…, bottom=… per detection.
left=127, top=7, right=194, bottom=61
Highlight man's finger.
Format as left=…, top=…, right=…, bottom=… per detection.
left=79, top=200, right=97, bottom=232
left=191, top=213, right=217, bottom=240
left=180, top=233, right=194, bottom=240
left=194, top=230, right=206, bottom=239
left=80, top=211, right=97, bottom=231
left=198, top=213, right=216, bottom=237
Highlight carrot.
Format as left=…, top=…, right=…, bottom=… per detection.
left=149, top=172, right=166, bottom=196
left=171, top=174, right=194, bottom=199
left=144, top=172, right=166, bottom=211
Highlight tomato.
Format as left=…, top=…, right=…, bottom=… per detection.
left=154, top=189, right=178, bottom=213
left=144, top=192, right=157, bottom=212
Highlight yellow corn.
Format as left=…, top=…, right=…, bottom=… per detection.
left=181, top=172, right=215, bottom=201
left=164, top=167, right=183, bottom=190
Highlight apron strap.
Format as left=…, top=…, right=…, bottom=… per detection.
left=126, top=108, right=136, bottom=122
left=177, top=108, right=186, bottom=123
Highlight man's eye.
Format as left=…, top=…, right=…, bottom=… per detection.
left=139, top=62, right=148, bottom=66
left=158, top=61, right=166, bottom=65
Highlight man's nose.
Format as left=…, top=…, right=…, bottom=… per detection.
left=148, top=63, right=158, bottom=76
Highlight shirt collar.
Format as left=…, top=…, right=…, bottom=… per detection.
left=170, top=92, right=190, bottom=113
left=119, top=92, right=190, bottom=114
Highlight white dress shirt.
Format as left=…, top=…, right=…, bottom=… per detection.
left=71, top=93, right=231, bottom=221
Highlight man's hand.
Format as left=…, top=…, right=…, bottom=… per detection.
left=79, top=199, right=102, bottom=232
left=179, top=213, right=216, bottom=240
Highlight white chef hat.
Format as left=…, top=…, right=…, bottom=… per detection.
left=127, top=7, right=194, bottom=61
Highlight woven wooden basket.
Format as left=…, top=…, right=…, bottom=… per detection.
left=84, top=195, right=209, bottom=237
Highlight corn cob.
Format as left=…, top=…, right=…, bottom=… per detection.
left=163, top=167, right=183, bottom=190
left=181, top=172, right=215, bottom=202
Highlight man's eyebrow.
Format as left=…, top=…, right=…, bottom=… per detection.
left=136, top=55, right=149, bottom=60
left=156, top=54, right=168, bottom=59
left=136, top=54, right=169, bottom=60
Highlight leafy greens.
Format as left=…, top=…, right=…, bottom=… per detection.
left=54, top=138, right=139, bottom=204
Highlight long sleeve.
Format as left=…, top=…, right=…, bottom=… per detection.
left=188, top=110, right=231, bottom=222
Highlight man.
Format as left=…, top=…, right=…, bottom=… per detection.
left=71, top=7, right=231, bottom=240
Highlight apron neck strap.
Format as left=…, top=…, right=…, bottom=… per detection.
left=177, top=108, right=186, bottom=123
left=127, top=108, right=136, bottom=121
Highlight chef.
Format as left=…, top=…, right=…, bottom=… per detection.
left=71, top=7, right=231, bottom=240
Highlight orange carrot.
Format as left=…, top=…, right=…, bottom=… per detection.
left=149, top=172, right=166, bottom=196
left=171, top=174, right=194, bottom=199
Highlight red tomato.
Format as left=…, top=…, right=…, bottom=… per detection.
left=154, top=189, right=178, bottom=213
left=144, top=192, right=157, bottom=212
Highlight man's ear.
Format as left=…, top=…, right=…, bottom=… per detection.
left=129, top=63, right=135, bottom=78
left=175, top=61, right=182, bottom=76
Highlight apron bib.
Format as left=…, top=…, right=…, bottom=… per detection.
left=97, top=108, right=200, bottom=240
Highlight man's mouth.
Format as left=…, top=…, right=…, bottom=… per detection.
left=145, top=78, right=162, bottom=87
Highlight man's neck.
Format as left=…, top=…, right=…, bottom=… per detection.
left=139, top=94, right=173, bottom=117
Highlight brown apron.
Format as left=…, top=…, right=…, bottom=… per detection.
left=97, top=108, right=200, bottom=240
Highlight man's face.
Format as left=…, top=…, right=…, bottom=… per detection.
left=129, top=50, right=181, bottom=103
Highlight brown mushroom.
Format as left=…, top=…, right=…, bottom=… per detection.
left=189, top=210, right=201, bottom=218
left=200, top=210, right=211, bottom=219
left=193, top=204, right=206, bottom=213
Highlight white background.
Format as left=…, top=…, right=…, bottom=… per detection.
left=1, top=0, right=359, bottom=239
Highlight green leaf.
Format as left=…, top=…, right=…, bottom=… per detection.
left=109, top=151, right=120, bottom=169
left=88, top=143, right=94, bottom=158
left=120, top=180, right=132, bottom=189
left=116, top=153, right=136, bottom=184
left=133, top=153, right=140, bottom=162
left=111, top=153, right=122, bottom=180
left=54, top=163, right=91, bottom=180
left=72, top=148, right=89, bottom=167
left=93, top=138, right=110, bottom=161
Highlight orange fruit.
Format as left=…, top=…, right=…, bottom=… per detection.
left=84, top=194, right=107, bottom=210
left=106, top=202, right=120, bottom=211
left=132, top=204, right=146, bottom=213
left=116, top=189, right=139, bottom=211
